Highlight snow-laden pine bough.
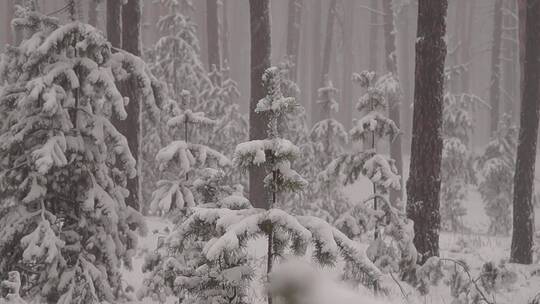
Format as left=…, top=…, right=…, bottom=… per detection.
left=0, top=4, right=165, bottom=303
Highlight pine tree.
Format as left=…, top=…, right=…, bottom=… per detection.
left=141, top=0, right=211, bottom=209
left=0, top=7, right=163, bottom=302
left=323, top=71, right=415, bottom=280
left=477, top=116, right=517, bottom=236
left=232, top=68, right=389, bottom=303
left=440, top=93, right=477, bottom=232
left=307, top=78, right=349, bottom=222
left=149, top=90, right=230, bottom=216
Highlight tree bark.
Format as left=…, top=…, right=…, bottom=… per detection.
left=286, top=0, right=303, bottom=82
left=106, top=0, right=122, bottom=48
left=341, top=0, right=354, bottom=130
left=221, top=0, right=230, bottom=64
left=310, top=0, right=322, bottom=125
left=249, top=0, right=271, bottom=210
left=206, top=0, right=220, bottom=70
left=369, top=0, right=380, bottom=73
left=382, top=0, right=404, bottom=204
left=510, top=0, right=540, bottom=265
left=117, top=0, right=142, bottom=211
left=406, top=0, right=448, bottom=265
left=317, top=0, right=338, bottom=121
left=489, top=0, right=503, bottom=135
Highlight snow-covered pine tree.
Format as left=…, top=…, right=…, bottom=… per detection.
left=440, top=92, right=477, bottom=232
left=141, top=0, right=212, bottom=207
left=0, top=6, right=163, bottom=303
left=220, top=67, right=389, bottom=300
left=149, top=89, right=230, bottom=216
left=0, top=271, right=26, bottom=304
left=139, top=188, right=253, bottom=304
left=307, top=78, right=349, bottom=221
left=198, top=64, right=248, bottom=183
left=477, top=116, right=517, bottom=236
left=322, top=71, right=415, bottom=279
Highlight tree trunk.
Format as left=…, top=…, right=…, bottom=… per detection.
left=502, top=0, right=519, bottom=118
left=310, top=0, right=322, bottom=125
left=382, top=0, right=404, bottom=204
left=88, top=0, right=99, bottom=27
left=397, top=1, right=413, bottom=154
left=406, top=0, right=448, bottom=265
left=341, top=0, right=354, bottom=130
left=206, top=0, right=220, bottom=70
left=249, top=0, right=271, bottom=210
left=489, top=0, right=503, bottom=135
left=460, top=0, right=474, bottom=93
left=317, top=0, right=338, bottom=121
left=117, top=0, right=142, bottom=211
left=510, top=0, right=540, bottom=265
left=369, top=0, right=380, bottom=73
left=286, top=0, right=303, bottom=82
left=221, top=0, right=230, bottom=64
left=106, top=0, right=122, bottom=48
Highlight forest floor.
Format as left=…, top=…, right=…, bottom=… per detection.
left=127, top=166, right=540, bottom=304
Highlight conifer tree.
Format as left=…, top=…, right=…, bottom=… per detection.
left=477, top=116, right=517, bottom=236
left=0, top=7, right=163, bottom=302
left=151, top=68, right=390, bottom=304
left=324, top=71, right=415, bottom=280
left=440, top=93, right=476, bottom=232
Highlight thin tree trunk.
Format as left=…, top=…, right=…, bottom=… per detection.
left=460, top=0, right=474, bottom=93
left=503, top=0, right=519, bottom=118
left=107, top=0, right=122, bottom=48
left=382, top=0, right=404, bottom=204
left=286, top=0, right=303, bottom=82
left=406, top=0, right=448, bottom=265
left=510, top=0, right=540, bottom=265
left=310, top=0, right=322, bottom=125
left=249, top=0, right=271, bottom=210
left=341, top=0, right=354, bottom=130
left=206, top=0, right=220, bottom=70
left=489, top=0, right=503, bottom=135
left=88, top=0, right=99, bottom=27
left=318, top=0, right=338, bottom=121
left=221, top=0, right=230, bottom=65
left=369, top=0, right=380, bottom=73
left=398, top=1, right=412, bottom=154
left=117, top=0, right=142, bottom=211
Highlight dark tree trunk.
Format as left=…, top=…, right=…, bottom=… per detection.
left=382, top=0, right=404, bottom=204
left=286, top=0, right=303, bottom=82
left=88, top=0, right=99, bottom=27
left=117, top=0, right=142, bottom=211
left=510, top=0, right=540, bottom=265
left=221, top=0, right=230, bottom=64
left=106, top=0, right=122, bottom=48
left=206, top=0, right=220, bottom=69
left=341, top=0, right=354, bottom=130
left=489, top=0, right=503, bottom=135
left=249, top=0, right=271, bottom=210
left=406, top=0, right=448, bottom=265
left=369, top=0, right=380, bottom=73
left=310, top=0, right=322, bottom=125
left=317, top=0, right=338, bottom=121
